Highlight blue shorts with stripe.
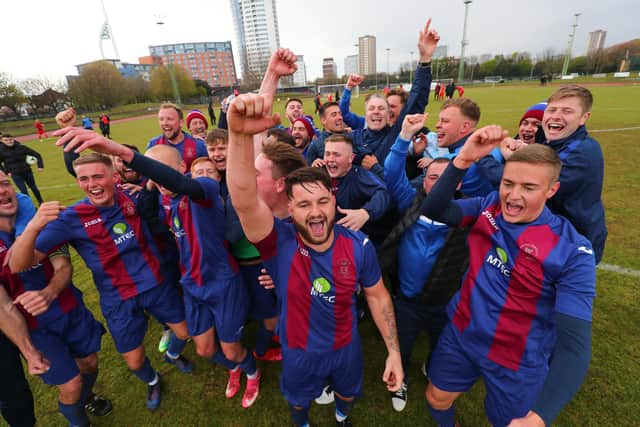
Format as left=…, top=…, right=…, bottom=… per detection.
left=281, top=336, right=363, bottom=407
left=429, top=322, right=547, bottom=427
left=31, top=304, right=105, bottom=386
left=183, top=275, right=248, bottom=342
left=99, top=282, right=185, bottom=353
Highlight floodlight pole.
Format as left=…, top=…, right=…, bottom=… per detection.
left=457, top=0, right=472, bottom=83
left=101, top=0, right=120, bottom=59
left=410, top=51, right=414, bottom=84
left=386, top=48, right=390, bottom=88
left=156, top=19, right=182, bottom=105
left=561, top=13, right=581, bottom=76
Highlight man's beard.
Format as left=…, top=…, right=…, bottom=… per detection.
left=293, top=214, right=336, bottom=246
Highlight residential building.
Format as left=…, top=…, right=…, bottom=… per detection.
left=230, top=0, right=281, bottom=82
left=358, top=35, right=376, bottom=75
left=147, top=42, right=238, bottom=88
left=344, top=54, right=358, bottom=76
left=322, top=57, right=338, bottom=80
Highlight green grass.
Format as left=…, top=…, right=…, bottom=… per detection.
left=4, top=83, right=640, bottom=427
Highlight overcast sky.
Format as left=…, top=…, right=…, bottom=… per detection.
left=1, top=0, right=637, bottom=84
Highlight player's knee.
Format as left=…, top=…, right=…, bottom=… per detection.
left=77, top=353, right=98, bottom=374
left=195, top=342, right=215, bottom=359
left=425, top=383, right=455, bottom=410
left=58, top=375, right=83, bottom=404
left=222, top=345, right=244, bottom=362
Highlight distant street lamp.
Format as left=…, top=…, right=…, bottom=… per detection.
left=156, top=16, right=182, bottom=105
left=457, top=0, right=472, bottom=83
left=561, top=13, right=581, bottom=76
left=409, top=51, right=414, bottom=84
left=386, top=48, right=390, bottom=88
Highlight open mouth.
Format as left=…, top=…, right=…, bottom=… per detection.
left=0, top=197, right=14, bottom=208
left=546, top=123, right=564, bottom=133
left=308, top=218, right=326, bottom=236
left=504, top=201, right=523, bottom=217
left=521, top=132, right=535, bottom=142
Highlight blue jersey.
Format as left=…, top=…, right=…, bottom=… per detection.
left=162, top=177, right=239, bottom=299
left=448, top=192, right=596, bottom=371
left=254, top=219, right=381, bottom=353
left=0, top=235, right=80, bottom=331
left=35, top=191, right=165, bottom=302
left=146, top=133, right=207, bottom=171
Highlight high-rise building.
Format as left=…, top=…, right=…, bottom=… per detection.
left=586, top=30, right=607, bottom=57
left=292, top=55, right=307, bottom=86
left=148, top=42, right=238, bottom=88
left=358, top=35, right=376, bottom=76
left=322, top=58, right=338, bottom=80
left=230, top=0, right=281, bottom=82
left=344, top=54, right=358, bottom=77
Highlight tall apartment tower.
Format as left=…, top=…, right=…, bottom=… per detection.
left=586, top=30, right=607, bottom=57
left=358, top=35, right=376, bottom=76
left=230, top=0, right=281, bottom=82
left=322, top=58, right=338, bottom=80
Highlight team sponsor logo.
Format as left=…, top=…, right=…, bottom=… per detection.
left=481, top=210, right=499, bottom=231
left=171, top=215, right=186, bottom=238
left=111, top=222, right=135, bottom=246
left=310, top=277, right=335, bottom=303
left=297, top=244, right=309, bottom=257
left=577, top=246, right=594, bottom=256
left=486, top=246, right=511, bottom=278
left=112, top=223, right=127, bottom=235
left=338, top=259, right=352, bottom=277
left=0, top=244, right=7, bottom=253
left=83, top=217, right=102, bottom=228
left=520, top=243, right=539, bottom=257
left=184, top=147, right=195, bottom=158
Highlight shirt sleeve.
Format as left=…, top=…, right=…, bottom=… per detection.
left=359, top=236, right=382, bottom=288
left=15, top=194, right=36, bottom=237
left=384, top=135, right=417, bottom=213
left=128, top=152, right=206, bottom=200
left=359, top=170, right=391, bottom=222
left=339, top=87, right=365, bottom=130
left=554, top=241, right=596, bottom=322
left=35, top=216, right=71, bottom=255
left=252, top=218, right=279, bottom=262
left=420, top=162, right=468, bottom=226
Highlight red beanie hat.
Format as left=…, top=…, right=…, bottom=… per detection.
left=520, top=102, right=547, bottom=124
left=186, top=109, right=208, bottom=130
left=293, top=117, right=315, bottom=137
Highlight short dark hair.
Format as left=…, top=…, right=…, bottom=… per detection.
left=72, top=152, right=113, bottom=170
left=160, top=102, right=183, bottom=120
left=1, top=133, right=11, bottom=138
left=319, top=101, right=340, bottom=118
left=507, top=144, right=562, bottom=182
left=285, top=166, right=332, bottom=199
left=424, top=157, right=449, bottom=172
left=324, top=133, right=353, bottom=149
left=266, top=128, right=295, bottom=147
left=285, top=98, right=303, bottom=109
left=386, top=88, right=408, bottom=104
left=548, top=85, right=593, bottom=113
left=206, top=129, right=228, bottom=146
left=441, top=98, right=481, bottom=123
left=261, top=141, right=306, bottom=179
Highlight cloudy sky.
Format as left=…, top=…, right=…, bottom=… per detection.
left=1, top=0, right=637, bottom=84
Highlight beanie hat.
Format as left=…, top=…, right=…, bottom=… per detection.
left=186, top=110, right=208, bottom=130
left=520, top=102, right=547, bottom=124
left=293, top=117, right=316, bottom=137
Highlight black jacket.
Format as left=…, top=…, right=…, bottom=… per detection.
left=0, top=141, right=44, bottom=175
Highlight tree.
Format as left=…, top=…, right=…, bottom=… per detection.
left=149, top=64, right=198, bottom=102
left=67, top=61, right=128, bottom=108
left=0, top=72, right=27, bottom=116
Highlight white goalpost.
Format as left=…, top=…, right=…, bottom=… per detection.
left=317, top=84, right=360, bottom=99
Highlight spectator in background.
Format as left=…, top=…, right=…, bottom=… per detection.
left=208, top=98, right=217, bottom=126
left=305, top=101, right=347, bottom=165
left=434, top=82, right=441, bottom=101
left=34, top=119, right=48, bottom=140
left=218, top=94, right=236, bottom=130
left=291, top=117, right=315, bottom=156
left=0, top=134, right=45, bottom=205
left=456, top=86, right=465, bottom=97
left=186, top=109, right=209, bottom=141
left=81, top=115, right=93, bottom=130
left=444, top=80, right=456, bottom=99
left=98, top=113, right=111, bottom=138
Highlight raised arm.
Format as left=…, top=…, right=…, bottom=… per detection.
left=52, top=128, right=207, bottom=199
left=339, top=74, right=366, bottom=130
left=0, top=285, right=50, bottom=375
left=421, top=125, right=508, bottom=224
left=227, top=94, right=280, bottom=243
left=255, top=48, right=298, bottom=143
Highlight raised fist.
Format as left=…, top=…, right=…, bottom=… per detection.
left=268, top=48, right=298, bottom=77
left=346, top=74, right=364, bottom=90
left=400, top=114, right=426, bottom=140
left=227, top=94, right=281, bottom=136
left=55, top=108, right=77, bottom=128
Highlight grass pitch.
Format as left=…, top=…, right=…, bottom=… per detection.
left=5, top=82, right=639, bottom=426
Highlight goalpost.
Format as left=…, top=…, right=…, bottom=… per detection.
left=317, top=83, right=359, bottom=99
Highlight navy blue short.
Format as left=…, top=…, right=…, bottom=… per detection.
left=240, top=263, right=278, bottom=320
left=281, top=336, right=363, bottom=407
left=99, top=283, right=186, bottom=353
left=183, top=275, right=248, bottom=343
left=429, top=322, right=547, bottom=427
left=30, top=304, right=105, bottom=386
